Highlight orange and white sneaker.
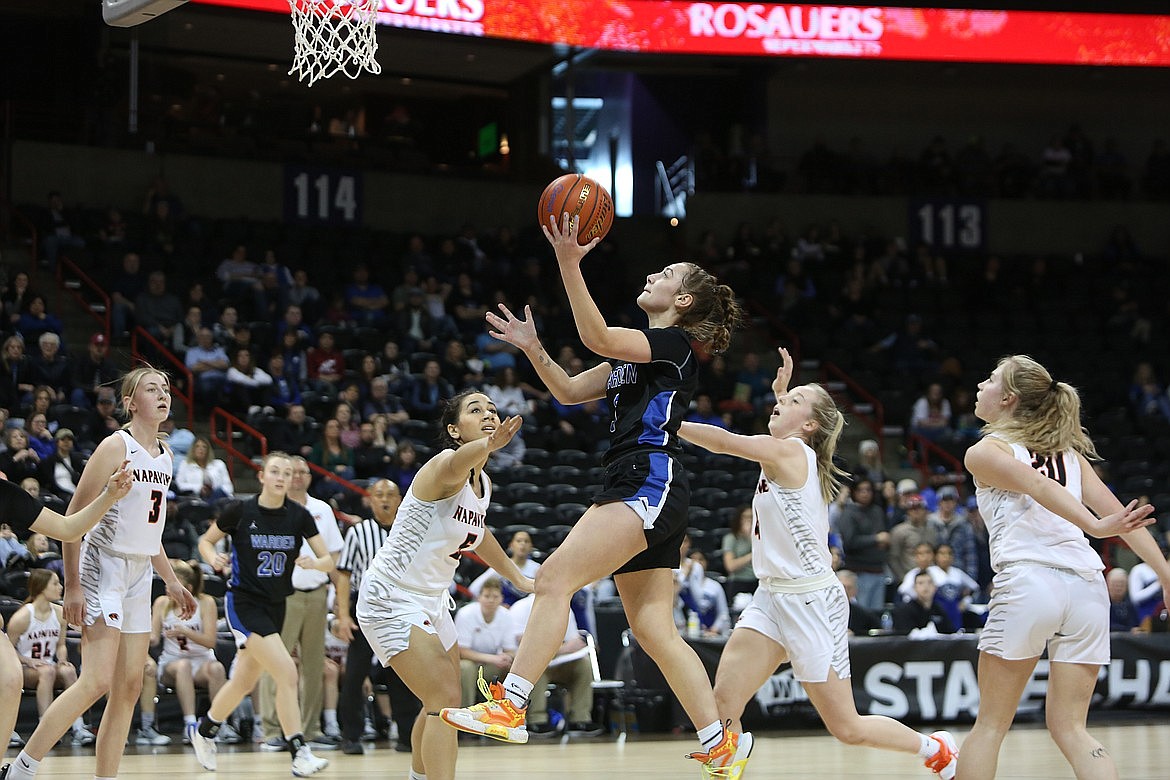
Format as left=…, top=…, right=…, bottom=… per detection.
left=439, top=669, right=529, bottom=744
left=686, top=729, right=754, bottom=779
left=924, top=731, right=958, bottom=780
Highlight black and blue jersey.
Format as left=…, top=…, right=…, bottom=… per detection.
left=215, top=497, right=318, bottom=601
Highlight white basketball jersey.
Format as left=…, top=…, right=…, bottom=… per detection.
left=87, top=429, right=172, bottom=556
left=975, top=437, right=1102, bottom=575
left=160, top=607, right=213, bottom=660
left=15, top=604, right=60, bottom=663
left=750, top=439, right=832, bottom=580
left=367, top=470, right=491, bottom=594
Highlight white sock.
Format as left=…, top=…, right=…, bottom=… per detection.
left=184, top=715, right=198, bottom=726
left=141, top=711, right=155, bottom=730
left=323, top=709, right=339, bottom=731
left=918, top=733, right=940, bottom=758
left=8, top=751, right=40, bottom=779
left=72, top=718, right=87, bottom=733
left=697, top=720, right=725, bottom=752
left=501, top=674, right=534, bottom=709
left=408, top=771, right=427, bottom=780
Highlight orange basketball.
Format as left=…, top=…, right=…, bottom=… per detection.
left=537, top=174, right=614, bottom=246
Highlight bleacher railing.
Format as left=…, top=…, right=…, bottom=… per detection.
left=210, top=406, right=268, bottom=480
left=131, top=326, right=194, bottom=429
left=906, top=431, right=965, bottom=481
left=820, top=361, right=885, bottom=454
left=56, top=256, right=111, bottom=342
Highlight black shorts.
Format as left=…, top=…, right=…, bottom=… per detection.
left=225, top=590, right=287, bottom=648
left=594, top=450, right=690, bottom=575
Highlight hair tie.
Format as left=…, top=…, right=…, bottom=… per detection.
left=1049, top=379, right=1059, bottom=392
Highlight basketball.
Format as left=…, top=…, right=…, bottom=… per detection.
left=537, top=174, right=614, bottom=246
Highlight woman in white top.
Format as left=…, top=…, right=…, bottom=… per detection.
left=356, top=390, right=532, bottom=780
left=7, top=570, right=92, bottom=746
left=960, top=355, right=1170, bottom=780
left=152, top=559, right=225, bottom=737
left=679, top=347, right=959, bottom=779
left=6, top=367, right=197, bottom=780
left=175, top=437, right=234, bottom=502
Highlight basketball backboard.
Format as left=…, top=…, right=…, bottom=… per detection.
left=102, top=0, right=190, bottom=27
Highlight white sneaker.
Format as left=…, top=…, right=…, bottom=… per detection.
left=322, top=725, right=342, bottom=740
left=71, top=726, right=97, bottom=747
left=136, top=725, right=172, bottom=746
left=8, top=732, right=24, bottom=748
left=216, top=722, right=243, bottom=744
left=191, top=724, right=218, bottom=771
left=184, top=723, right=197, bottom=746
left=361, top=719, right=378, bottom=741
left=291, top=745, right=329, bottom=777
left=388, top=721, right=399, bottom=742
left=925, top=731, right=959, bottom=780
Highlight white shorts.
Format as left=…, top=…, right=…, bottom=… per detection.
left=158, top=652, right=216, bottom=682
left=356, top=575, right=456, bottom=666
left=978, top=564, right=1109, bottom=665
left=734, top=581, right=851, bottom=683
left=79, top=542, right=153, bottom=634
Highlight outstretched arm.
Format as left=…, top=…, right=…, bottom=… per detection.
left=486, top=303, right=610, bottom=405
left=30, top=460, right=132, bottom=542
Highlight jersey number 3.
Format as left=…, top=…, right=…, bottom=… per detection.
left=147, top=490, right=163, bottom=524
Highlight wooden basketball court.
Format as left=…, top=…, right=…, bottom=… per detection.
left=19, top=722, right=1170, bottom=778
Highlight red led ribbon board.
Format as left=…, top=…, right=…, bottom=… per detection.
left=192, top=1, right=1170, bottom=66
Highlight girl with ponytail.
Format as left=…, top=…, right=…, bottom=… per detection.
left=960, top=354, right=1168, bottom=780
left=678, top=346, right=960, bottom=779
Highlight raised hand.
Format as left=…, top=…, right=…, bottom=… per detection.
left=485, top=415, right=523, bottom=453
left=1097, top=500, right=1155, bottom=537
left=486, top=303, right=540, bottom=352
left=542, top=212, right=600, bottom=265
left=773, top=346, right=794, bottom=397
left=105, top=460, right=133, bottom=501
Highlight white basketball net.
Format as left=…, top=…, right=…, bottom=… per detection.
left=288, top=0, right=382, bottom=87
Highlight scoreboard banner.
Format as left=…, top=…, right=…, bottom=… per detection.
left=193, top=1, right=1170, bottom=66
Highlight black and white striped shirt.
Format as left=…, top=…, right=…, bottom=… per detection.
left=338, top=517, right=390, bottom=593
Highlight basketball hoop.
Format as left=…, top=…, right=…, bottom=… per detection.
left=288, top=0, right=382, bottom=87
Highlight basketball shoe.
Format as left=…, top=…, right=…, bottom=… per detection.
left=686, top=728, right=754, bottom=779
left=924, top=731, right=959, bottom=780
left=439, top=669, right=529, bottom=744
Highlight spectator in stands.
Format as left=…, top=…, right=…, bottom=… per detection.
left=16, top=295, right=64, bottom=346
left=362, top=377, right=408, bottom=436
left=893, top=570, right=956, bottom=637
left=216, top=244, right=266, bottom=319
left=851, top=440, right=886, bottom=486
left=931, top=542, right=981, bottom=627
left=135, top=271, right=184, bottom=346
left=733, top=351, right=774, bottom=413
left=470, top=530, right=541, bottom=606
left=185, top=328, right=230, bottom=405
left=275, top=305, right=312, bottom=350
left=385, top=440, right=420, bottom=493
left=685, top=392, right=728, bottom=429
left=1128, top=553, right=1166, bottom=624
left=836, top=479, right=889, bottom=613
left=393, top=286, right=440, bottom=354
left=0, top=335, right=33, bottom=412
left=448, top=273, right=488, bottom=341
left=85, top=386, right=120, bottom=445
left=24, top=414, right=56, bottom=461
left=836, top=569, right=882, bottom=637
left=332, top=402, right=361, bottom=450
left=1129, top=362, right=1170, bottom=421
left=306, top=330, right=345, bottom=393
left=151, top=560, right=231, bottom=743
left=869, top=314, right=939, bottom=376
left=352, top=419, right=394, bottom=480
left=7, top=569, right=93, bottom=746
left=21, top=385, right=54, bottom=429
left=176, top=437, right=234, bottom=502
left=1107, top=568, right=1140, bottom=632
left=287, top=269, right=322, bottom=324
left=270, top=403, right=316, bottom=459
left=2, top=272, right=34, bottom=333
left=39, top=429, right=84, bottom=501
left=223, top=347, right=273, bottom=416
left=909, top=382, right=952, bottom=444
left=278, top=329, right=309, bottom=390
left=888, top=494, right=937, bottom=583
left=928, top=485, right=977, bottom=577
left=104, top=252, right=145, bottom=340
left=406, top=359, right=454, bottom=421
left=264, top=354, right=302, bottom=413
left=38, top=191, right=87, bottom=270
left=454, top=577, right=515, bottom=707
left=677, top=551, right=731, bottom=637
left=720, top=506, right=756, bottom=605
left=0, top=427, right=41, bottom=483
left=171, top=306, right=205, bottom=359
left=344, top=264, right=390, bottom=328
left=257, top=248, right=293, bottom=320
left=70, top=333, right=118, bottom=409
left=310, top=418, right=355, bottom=484
left=507, top=593, right=601, bottom=738
left=27, top=333, right=71, bottom=406
left=212, top=306, right=239, bottom=350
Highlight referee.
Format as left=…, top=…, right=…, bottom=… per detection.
left=333, top=479, right=421, bottom=754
